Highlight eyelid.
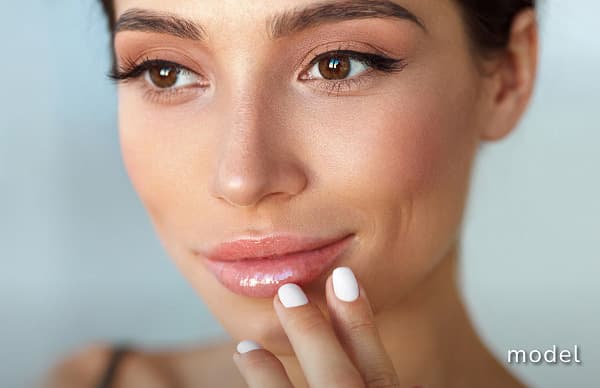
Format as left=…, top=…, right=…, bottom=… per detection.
left=298, top=49, right=406, bottom=85
left=295, top=39, right=407, bottom=82
left=109, top=56, right=210, bottom=105
left=295, top=40, right=400, bottom=69
left=110, top=45, right=212, bottom=81
left=308, top=50, right=371, bottom=66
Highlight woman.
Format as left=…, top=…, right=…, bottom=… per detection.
left=46, top=0, right=538, bottom=386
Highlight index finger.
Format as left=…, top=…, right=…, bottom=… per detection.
left=326, top=267, right=399, bottom=388
left=274, top=283, right=364, bottom=388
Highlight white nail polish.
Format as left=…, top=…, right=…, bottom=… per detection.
left=278, top=283, right=308, bottom=308
left=236, top=340, right=262, bottom=354
left=332, top=267, right=359, bottom=302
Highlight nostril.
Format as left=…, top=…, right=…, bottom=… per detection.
left=211, top=167, right=307, bottom=208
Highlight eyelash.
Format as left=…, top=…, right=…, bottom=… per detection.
left=108, top=50, right=407, bottom=102
left=108, top=56, right=207, bottom=104
left=304, top=49, right=407, bottom=94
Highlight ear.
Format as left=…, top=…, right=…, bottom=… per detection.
left=480, top=8, right=539, bottom=141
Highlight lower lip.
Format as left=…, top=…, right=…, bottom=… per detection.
left=202, top=234, right=354, bottom=298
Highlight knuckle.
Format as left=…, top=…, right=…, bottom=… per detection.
left=288, top=310, right=329, bottom=335
left=365, top=370, right=401, bottom=388
left=346, top=318, right=378, bottom=335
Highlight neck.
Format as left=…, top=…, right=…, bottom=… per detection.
left=279, top=240, right=525, bottom=388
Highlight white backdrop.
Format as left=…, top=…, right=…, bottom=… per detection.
left=1, top=1, right=598, bottom=387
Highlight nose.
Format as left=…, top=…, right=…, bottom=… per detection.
left=209, top=95, right=308, bottom=208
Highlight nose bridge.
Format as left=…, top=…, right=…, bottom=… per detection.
left=209, top=77, right=307, bottom=208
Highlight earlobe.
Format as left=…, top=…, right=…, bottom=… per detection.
left=480, top=8, right=539, bottom=142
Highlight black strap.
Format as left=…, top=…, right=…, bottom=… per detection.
left=95, top=345, right=132, bottom=388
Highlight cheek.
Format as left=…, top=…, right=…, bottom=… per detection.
left=302, top=92, right=473, bottom=208
left=296, top=79, right=479, bottom=311
left=117, top=89, right=204, bottom=225
left=118, top=108, right=165, bottom=222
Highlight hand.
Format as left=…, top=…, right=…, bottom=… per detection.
left=232, top=266, right=400, bottom=388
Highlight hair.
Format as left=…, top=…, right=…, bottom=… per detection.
left=455, top=0, right=535, bottom=53
left=99, top=0, right=535, bottom=67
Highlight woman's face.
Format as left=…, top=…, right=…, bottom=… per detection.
left=114, top=0, right=495, bottom=354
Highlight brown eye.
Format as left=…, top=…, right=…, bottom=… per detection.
left=317, top=55, right=351, bottom=80
left=148, top=65, right=180, bottom=88
left=142, top=63, right=202, bottom=91
left=305, top=53, right=369, bottom=81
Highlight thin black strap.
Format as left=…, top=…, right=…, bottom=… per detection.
left=96, top=345, right=131, bottom=388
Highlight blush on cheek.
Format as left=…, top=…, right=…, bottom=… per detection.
left=384, top=90, right=478, bottom=196
left=354, top=108, right=461, bottom=200
left=396, top=115, right=457, bottom=194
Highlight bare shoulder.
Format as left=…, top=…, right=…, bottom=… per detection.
left=43, top=342, right=114, bottom=388
left=42, top=340, right=245, bottom=388
left=159, top=339, right=246, bottom=387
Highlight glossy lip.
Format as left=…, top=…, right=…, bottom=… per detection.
left=198, top=233, right=355, bottom=298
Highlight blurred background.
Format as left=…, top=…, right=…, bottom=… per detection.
left=1, top=1, right=598, bottom=387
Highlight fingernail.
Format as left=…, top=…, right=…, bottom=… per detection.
left=278, top=283, right=308, bottom=308
left=332, top=266, right=359, bottom=302
left=236, top=339, right=262, bottom=354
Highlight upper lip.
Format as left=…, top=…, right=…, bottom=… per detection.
left=200, top=233, right=354, bottom=262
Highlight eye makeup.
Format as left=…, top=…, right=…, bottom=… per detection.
left=108, top=54, right=211, bottom=105
left=109, top=42, right=408, bottom=104
left=299, top=48, right=407, bottom=94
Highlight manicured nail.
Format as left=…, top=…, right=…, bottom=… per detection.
left=236, top=339, right=262, bottom=354
left=332, top=266, right=359, bottom=302
left=278, top=283, right=308, bottom=308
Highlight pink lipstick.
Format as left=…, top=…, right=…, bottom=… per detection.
left=199, top=233, right=355, bottom=298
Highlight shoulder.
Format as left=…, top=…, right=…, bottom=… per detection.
left=157, top=340, right=245, bottom=387
left=43, top=342, right=113, bottom=388
left=43, top=340, right=243, bottom=388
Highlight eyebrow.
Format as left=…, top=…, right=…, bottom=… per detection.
left=114, top=1, right=425, bottom=41
left=268, top=0, right=426, bottom=38
left=115, top=8, right=206, bottom=40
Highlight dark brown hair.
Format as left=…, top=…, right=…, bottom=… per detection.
left=99, top=0, right=535, bottom=62
left=455, top=0, right=535, bottom=51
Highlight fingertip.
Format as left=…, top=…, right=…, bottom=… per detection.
left=236, top=339, right=263, bottom=354
left=332, top=266, right=360, bottom=302
left=277, top=283, right=308, bottom=308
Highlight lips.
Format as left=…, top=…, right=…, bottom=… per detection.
left=198, top=233, right=355, bottom=298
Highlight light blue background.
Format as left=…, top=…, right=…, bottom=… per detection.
left=1, top=1, right=598, bottom=387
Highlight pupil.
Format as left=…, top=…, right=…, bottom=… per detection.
left=318, top=55, right=350, bottom=80
left=149, top=66, right=179, bottom=88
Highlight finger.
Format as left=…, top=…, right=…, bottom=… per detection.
left=326, top=267, right=400, bottom=388
left=274, top=283, right=364, bottom=388
left=232, top=340, right=294, bottom=388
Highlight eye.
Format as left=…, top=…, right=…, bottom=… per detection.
left=144, top=64, right=200, bottom=89
left=306, top=54, right=370, bottom=80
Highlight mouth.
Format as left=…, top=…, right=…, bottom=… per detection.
left=197, top=233, right=355, bottom=298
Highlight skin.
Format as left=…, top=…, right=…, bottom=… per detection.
left=45, top=0, right=538, bottom=387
